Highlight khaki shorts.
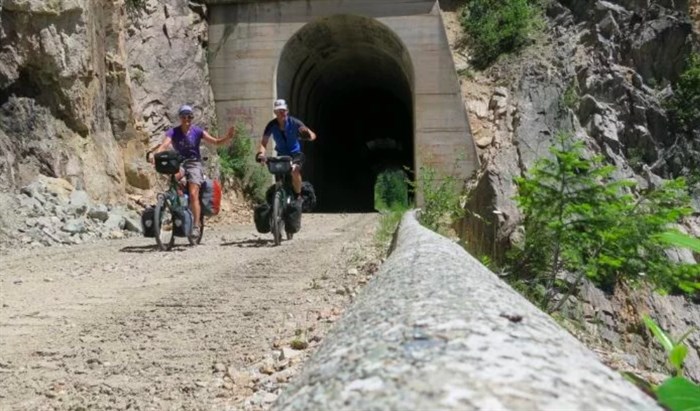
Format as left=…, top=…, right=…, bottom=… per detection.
left=182, top=161, right=204, bottom=186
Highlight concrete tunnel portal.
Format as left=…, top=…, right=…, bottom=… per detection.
left=276, top=15, right=415, bottom=212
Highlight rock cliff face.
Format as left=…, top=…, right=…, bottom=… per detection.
left=458, top=0, right=698, bottom=263
left=0, top=0, right=214, bottom=244
left=446, top=0, right=699, bottom=381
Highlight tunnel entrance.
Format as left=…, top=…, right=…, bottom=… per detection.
left=276, top=15, right=414, bottom=212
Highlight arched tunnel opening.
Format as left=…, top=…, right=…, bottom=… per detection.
left=276, top=15, right=414, bottom=212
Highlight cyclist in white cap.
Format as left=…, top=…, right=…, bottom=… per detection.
left=150, top=104, right=236, bottom=238
left=256, top=99, right=317, bottom=204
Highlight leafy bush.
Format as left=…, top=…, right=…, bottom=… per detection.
left=511, top=132, right=700, bottom=310
left=668, top=53, right=700, bottom=132
left=411, top=166, right=465, bottom=235
left=459, top=0, right=543, bottom=69
left=218, top=124, right=269, bottom=203
left=638, top=316, right=700, bottom=411
left=374, top=169, right=409, bottom=211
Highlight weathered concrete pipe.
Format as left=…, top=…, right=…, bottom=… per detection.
left=273, top=211, right=660, bottom=410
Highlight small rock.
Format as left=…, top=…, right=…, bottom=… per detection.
left=347, top=268, right=359, bottom=276
left=109, top=231, right=124, bottom=240
left=68, top=190, right=91, bottom=216
left=213, top=363, right=226, bottom=373
left=335, top=288, right=346, bottom=296
left=259, top=363, right=275, bottom=375
left=195, top=381, right=207, bottom=388
left=104, top=214, right=125, bottom=230
left=493, top=86, right=508, bottom=97
left=61, top=219, right=86, bottom=234
left=123, top=217, right=142, bottom=234
left=88, top=206, right=110, bottom=222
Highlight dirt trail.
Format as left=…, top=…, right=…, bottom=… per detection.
left=0, top=213, right=379, bottom=410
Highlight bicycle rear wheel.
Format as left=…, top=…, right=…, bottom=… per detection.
left=153, top=195, right=176, bottom=251
left=272, top=189, right=284, bottom=246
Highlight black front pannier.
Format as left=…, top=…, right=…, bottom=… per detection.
left=284, top=201, right=302, bottom=234
left=267, top=157, right=292, bottom=175
left=141, top=206, right=156, bottom=238
left=254, top=203, right=271, bottom=233
left=154, top=151, right=181, bottom=175
left=172, top=207, right=193, bottom=237
left=301, top=181, right=316, bottom=213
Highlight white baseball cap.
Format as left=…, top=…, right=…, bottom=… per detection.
left=273, top=99, right=288, bottom=112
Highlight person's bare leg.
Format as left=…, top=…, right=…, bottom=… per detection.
left=189, top=182, right=201, bottom=228
left=292, top=166, right=302, bottom=197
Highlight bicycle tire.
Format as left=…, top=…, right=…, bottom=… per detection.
left=272, top=189, right=284, bottom=246
left=153, top=195, right=176, bottom=251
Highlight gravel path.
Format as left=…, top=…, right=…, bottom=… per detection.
left=0, top=213, right=379, bottom=410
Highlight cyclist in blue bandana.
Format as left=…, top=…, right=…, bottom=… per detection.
left=256, top=99, right=317, bottom=204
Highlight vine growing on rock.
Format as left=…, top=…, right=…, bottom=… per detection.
left=511, top=132, right=700, bottom=311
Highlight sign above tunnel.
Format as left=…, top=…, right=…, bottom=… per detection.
left=207, top=0, right=477, bottom=210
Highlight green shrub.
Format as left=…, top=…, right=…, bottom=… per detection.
left=668, top=53, right=700, bottom=132
left=459, top=0, right=543, bottom=69
left=638, top=315, right=700, bottom=411
left=375, top=206, right=408, bottom=253
left=411, top=166, right=465, bottom=235
left=512, top=132, right=699, bottom=310
left=374, top=169, right=409, bottom=211
left=218, top=124, right=269, bottom=203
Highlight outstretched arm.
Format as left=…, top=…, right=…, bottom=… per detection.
left=202, top=127, right=235, bottom=146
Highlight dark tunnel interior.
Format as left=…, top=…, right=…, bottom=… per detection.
left=276, top=15, right=414, bottom=212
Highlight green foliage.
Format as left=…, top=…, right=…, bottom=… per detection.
left=668, top=53, right=700, bottom=132
left=375, top=206, right=408, bottom=253
left=656, top=378, right=700, bottom=411
left=375, top=169, right=410, bottom=211
left=641, top=316, right=700, bottom=411
left=218, top=124, right=269, bottom=203
left=511, top=132, right=699, bottom=310
left=659, top=230, right=700, bottom=253
left=459, top=0, right=543, bottom=69
left=411, top=166, right=465, bottom=234
left=561, top=82, right=580, bottom=110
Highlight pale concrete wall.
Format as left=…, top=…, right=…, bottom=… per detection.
left=206, top=0, right=478, bottom=182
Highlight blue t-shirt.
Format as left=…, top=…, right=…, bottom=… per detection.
left=263, top=116, right=305, bottom=156
left=166, top=125, right=204, bottom=160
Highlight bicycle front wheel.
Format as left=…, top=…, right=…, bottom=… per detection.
left=271, top=189, right=284, bottom=246
left=153, top=196, right=176, bottom=251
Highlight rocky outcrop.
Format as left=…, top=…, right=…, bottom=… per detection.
left=448, top=0, right=699, bottom=382
left=458, top=0, right=698, bottom=263
left=0, top=0, right=126, bottom=200
left=122, top=0, right=215, bottom=189
left=0, top=0, right=215, bottom=246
